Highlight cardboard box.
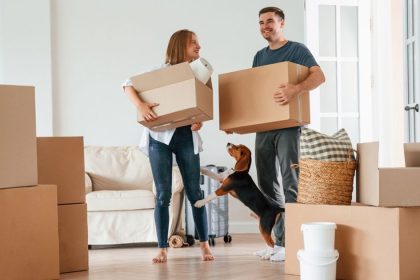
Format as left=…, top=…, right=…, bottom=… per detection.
left=357, top=142, right=420, bottom=206
left=130, top=62, right=213, bottom=131
left=0, top=185, right=60, bottom=280
left=37, top=137, right=86, bottom=204
left=218, top=62, right=309, bottom=134
left=285, top=203, right=420, bottom=280
left=404, top=142, right=420, bottom=167
left=58, top=204, right=88, bottom=273
left=0, top=85, right=38, bottom=189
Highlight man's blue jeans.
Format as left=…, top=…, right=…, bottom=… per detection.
left=149, top=126, right=208, bottom=248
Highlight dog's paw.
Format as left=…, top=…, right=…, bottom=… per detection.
left=260, top=253, right=272, bottom=260
left=260, top=248, right=274, bottom=261
left=194, top=200, right=206, bottom=208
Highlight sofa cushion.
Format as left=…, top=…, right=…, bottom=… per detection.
left=84, top=146, right=154, bottom=191
left=86, top=190, right=155, bottom=211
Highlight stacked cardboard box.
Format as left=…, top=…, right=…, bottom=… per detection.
left=218, top=61, right=310, bottom=134
left=285, top=141, right=420, bottom=279
left=0, top=85, right=38, bottom=189
left=37, top=137, right=88, bottom=273
left=0, top=85, right=60, bottom=279
left=357, top=142, right=420, bottom=206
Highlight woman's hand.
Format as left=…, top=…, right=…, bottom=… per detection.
left=191, top=122, right=202, bottom=131
left=138, top=102, right=159, bottom=121
left=124, top=86, right=158, bottom=121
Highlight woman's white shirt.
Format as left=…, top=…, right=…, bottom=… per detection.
left=122, top=64, right=203, bottom=157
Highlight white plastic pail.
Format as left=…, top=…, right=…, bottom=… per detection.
left=189, top=57, right=213, bottom=84
left=301, top=222, right=336, bottom=254
left=298, top=249, right=339, bottom=280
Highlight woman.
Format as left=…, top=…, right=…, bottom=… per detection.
left=123, top=29, right=214, bottom=263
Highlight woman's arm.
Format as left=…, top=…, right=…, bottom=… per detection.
left=124, top=85, right=159, bottom=121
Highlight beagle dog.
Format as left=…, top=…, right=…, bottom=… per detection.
left=195, top=143, right=284, bottom=249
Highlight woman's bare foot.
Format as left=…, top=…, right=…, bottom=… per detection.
left=152, top=248, right=168, bottom=263
left=200, top=241, right=215, bottom=261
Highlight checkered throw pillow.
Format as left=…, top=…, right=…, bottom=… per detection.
left=300, top=127, right=355, bottom=162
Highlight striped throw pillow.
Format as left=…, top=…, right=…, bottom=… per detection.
left=300, top=127, right=355, bottom=162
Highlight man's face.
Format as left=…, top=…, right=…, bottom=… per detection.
left=259, top=12, right=284, bottom=42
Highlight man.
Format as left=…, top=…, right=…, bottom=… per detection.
left=252, top=7, right=325, bottom=262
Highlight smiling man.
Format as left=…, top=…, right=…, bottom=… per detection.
left=251, top=7, right=325, bottom=262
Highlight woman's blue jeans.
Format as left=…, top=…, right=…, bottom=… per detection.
left=149, top=126, right=208, bottom=248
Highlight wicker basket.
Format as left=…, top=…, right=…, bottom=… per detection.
left=296, top=158, right=357, bottom=205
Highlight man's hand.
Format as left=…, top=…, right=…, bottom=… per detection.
left=274, top=83, right=300, bottom=105
left=191, top=122, right=202, bottom=131
left=138, top=102, right=159, bottom=121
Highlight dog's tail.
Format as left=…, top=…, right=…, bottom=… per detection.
left=258, top=190, right=285, bottom=213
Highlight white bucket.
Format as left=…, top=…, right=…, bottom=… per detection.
left=301, top=222, right=336, bottom=254
left=298, top=249, right=339, bottom=280
left=189, top=57, right=213, bottom=84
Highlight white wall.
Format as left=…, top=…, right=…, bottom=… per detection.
left=0, top=0, right=53, bottom=136
left=0, top=0, right=305, bottom=233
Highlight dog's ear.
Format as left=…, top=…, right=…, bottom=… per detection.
left=235, top=147, right=251, bottom=172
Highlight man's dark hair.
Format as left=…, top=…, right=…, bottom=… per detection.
left=259, top=7, right=285, bottom=20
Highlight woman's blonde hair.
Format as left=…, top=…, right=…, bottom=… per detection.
left=165, top=29, right=195, bottom=65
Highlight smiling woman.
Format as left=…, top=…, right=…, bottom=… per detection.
left=122, top=29, right=214, bottom=264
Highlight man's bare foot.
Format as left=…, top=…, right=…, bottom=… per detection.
left=200, top=241, right=215, bottom=261
left=152, top=248, right=168, bottom=263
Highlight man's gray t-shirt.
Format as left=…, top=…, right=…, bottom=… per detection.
left=252, top=41, right=318, bottom=68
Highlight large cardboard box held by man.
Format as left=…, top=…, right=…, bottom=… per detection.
left=130, top=62, right=213, bottom=131
left=218, top=61, right=309, bottom=134
left=37, top=137, right=85, bottom=204
left=58, top=203, right=88, bottom=273
left=357, top=142, right=420, bottom=206
left=285, top=203, right=420, bottom=280
left=0, top=85, right=38, bottom=189
left=0, top=185, right=60, bottom=280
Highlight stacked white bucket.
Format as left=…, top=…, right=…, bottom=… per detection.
left=298, top=222, right=339, bottom=280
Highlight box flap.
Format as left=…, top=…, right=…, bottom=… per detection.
left=357, top=142, right=380, bottom=205
left=130, top=62, right=194, bottom=92
left=404, top=143, right=420, bottom=167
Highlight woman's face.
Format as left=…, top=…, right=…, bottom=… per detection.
left=185, top=34, right=201, bottom=61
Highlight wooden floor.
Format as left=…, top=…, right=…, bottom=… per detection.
left=61, top=234, right=299, bottom=280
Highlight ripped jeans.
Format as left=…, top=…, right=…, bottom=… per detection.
left=149, top=126, right=208, bottom=248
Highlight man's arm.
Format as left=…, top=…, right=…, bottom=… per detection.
left=296, top=65, right=325, bottom=92
left=273, top=65, right=325, bottom=105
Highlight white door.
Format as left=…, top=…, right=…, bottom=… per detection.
left=305, top=0, right=371, bottom=146
left=404, top=0, right=420, bottom=142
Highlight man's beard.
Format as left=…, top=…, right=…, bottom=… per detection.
left=263, top=33, right=274, bottom=42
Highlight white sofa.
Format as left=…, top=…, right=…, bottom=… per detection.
left=84, top=146, right=184, bottom=245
